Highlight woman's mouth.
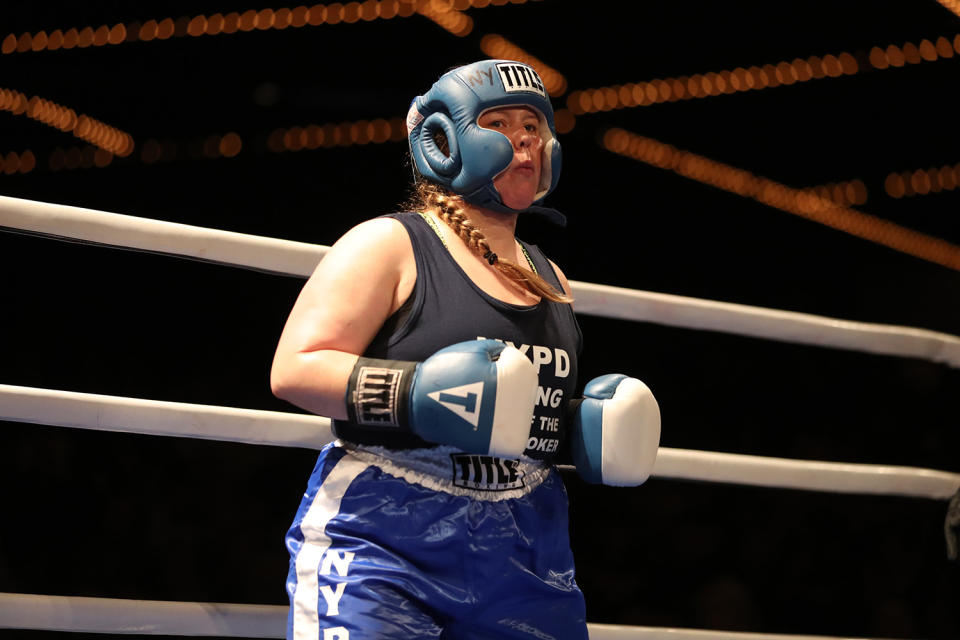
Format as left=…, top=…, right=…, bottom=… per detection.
left=515, top=160, right=535, bottom=174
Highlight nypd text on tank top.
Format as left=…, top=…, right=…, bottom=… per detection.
left=478, top=338, right=570, bottom=456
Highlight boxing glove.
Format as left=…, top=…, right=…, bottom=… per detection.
left=570, top=374, right=660, bottom=486
left=345, top=339, right=538, bottom=458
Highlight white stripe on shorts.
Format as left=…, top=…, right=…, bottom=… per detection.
left=292, top=454, right=368, bottom=640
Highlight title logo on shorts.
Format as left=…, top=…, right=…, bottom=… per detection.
left=451, top=454, right=525, bottom=491
left=428, top=381, right=483, bottom=427
left=496, top=62, right=546, bottom=98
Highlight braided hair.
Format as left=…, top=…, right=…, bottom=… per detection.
left=410, top=181, right=572, bottom=305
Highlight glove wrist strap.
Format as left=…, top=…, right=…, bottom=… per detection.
left=345, top=357, right=418, bottom=429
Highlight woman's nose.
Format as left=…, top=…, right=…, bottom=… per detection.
left=511, top=127, right=534, bottom=148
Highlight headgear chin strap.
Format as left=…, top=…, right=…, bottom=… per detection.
left=407, top=60, right=562, bottom=219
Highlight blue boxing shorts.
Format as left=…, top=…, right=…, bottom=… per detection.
left=285, top=441, right=588, bottom=640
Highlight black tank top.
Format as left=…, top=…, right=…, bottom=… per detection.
left=332, top=212, right=582, bottom=462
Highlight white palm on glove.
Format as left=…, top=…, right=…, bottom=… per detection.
left=570, top=374, right=661, bottom=486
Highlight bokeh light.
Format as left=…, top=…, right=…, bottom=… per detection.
left=566, top=34, right=950, bottom=115
left=603, top=127, right=960, bottom=271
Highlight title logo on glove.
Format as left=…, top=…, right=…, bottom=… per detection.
left=353, top=365, right=404, bottom=426
left=427, top=382, right=483, bottom=428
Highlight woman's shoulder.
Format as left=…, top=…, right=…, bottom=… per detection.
left=309, top=215, right=416, bottom=282
left=333, top=214, right=413, bottom=253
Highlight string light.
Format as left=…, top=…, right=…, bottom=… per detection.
left=49, top=134, right=238, bottom=173
left=455, top=0, right=541, bottom=6
left=140, top=139, right=178, bottom=164
left=553, top=108, right=575, bottom=134
left=195, top=132, right=244, bottom=158
left=47, top=145, right=114, bottom=171
left=7, top=118, right=397, bottom=178
left=1, top=86, right=133, bottom=156
left=416, top=1, right=473, bottom=36
left=72, top=115, right=134, bottom=156
left=0, top=1, right=549, bottom=54
left=935, top=0, right=960, bottom=20
left=268, top=117, right=406, bottom=152
left=805, top=179, right=868, bottom=207
left=885, top=163, right=960, bottom=198
left=0, top=87, right=28, bottom=115
left=219, top=132, right=243, bottom=157
left=868, top=36, right=955, bottom=70
left=569, top=34, right=960, bottom=114
left=0, top=150, right=37, bottom=175
left=479, top=34, right=567, bottom=96
left=25, top=95, right=77, bottom=133
left=602, top=127, right=960, bottom=272
left=1, top=4, right=411, bottom=55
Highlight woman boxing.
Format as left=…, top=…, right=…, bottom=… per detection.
left=271, top=59, right=660, bottom=639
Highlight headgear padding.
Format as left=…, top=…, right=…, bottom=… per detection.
left=406, top=60, right=561, bottom=213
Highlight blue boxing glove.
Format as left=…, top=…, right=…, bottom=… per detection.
left=345, top=339, right=538, bottom=458
left=570, top=374, right=661, bottom=486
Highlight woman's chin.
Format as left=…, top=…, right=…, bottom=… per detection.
left=500, top=197, right=535, bottom=210
left=494, top=174, right=539, bottom=211
left=497, top=187, right=538, bottom=211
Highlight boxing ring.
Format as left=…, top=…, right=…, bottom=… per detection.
left=2, top=194, right=959, bottom=639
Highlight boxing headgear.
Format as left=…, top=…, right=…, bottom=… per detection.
left=406, top=60, right=562, bottom=215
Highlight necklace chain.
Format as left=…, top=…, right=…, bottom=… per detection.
left=417, top=211, right=538, bottom=274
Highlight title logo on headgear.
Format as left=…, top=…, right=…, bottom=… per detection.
left=495, top=62, right=546, bottom=98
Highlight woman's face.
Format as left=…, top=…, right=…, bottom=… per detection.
left=478, top=106, right=544, bottom=211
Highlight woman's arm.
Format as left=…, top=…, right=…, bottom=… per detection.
left=270, top=217, right=415, bottom=419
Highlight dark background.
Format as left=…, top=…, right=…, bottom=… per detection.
left=2, top=1, right=959, bottom=638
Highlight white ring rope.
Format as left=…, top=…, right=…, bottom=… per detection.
left=3, top=383, right=957, bottom=500
left=0, top=593, right=286, bottom=637
left=569, top=282, right=960, bottom=367
left=3, top=194, right=959, bottom=368
left=0, top=383, right=332, bottom=450
left=0, top=593, right=883, bottom=640
left=0, top=194, right=327, bottom=277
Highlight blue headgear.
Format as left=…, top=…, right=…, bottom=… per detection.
left=406, top=60, right=562, bottom=217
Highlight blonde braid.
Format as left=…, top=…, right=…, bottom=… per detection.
left=415, top=182, right=572, bottom=304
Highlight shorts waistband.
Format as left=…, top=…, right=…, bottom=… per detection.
left=338, top=440, right=552, bottom=501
